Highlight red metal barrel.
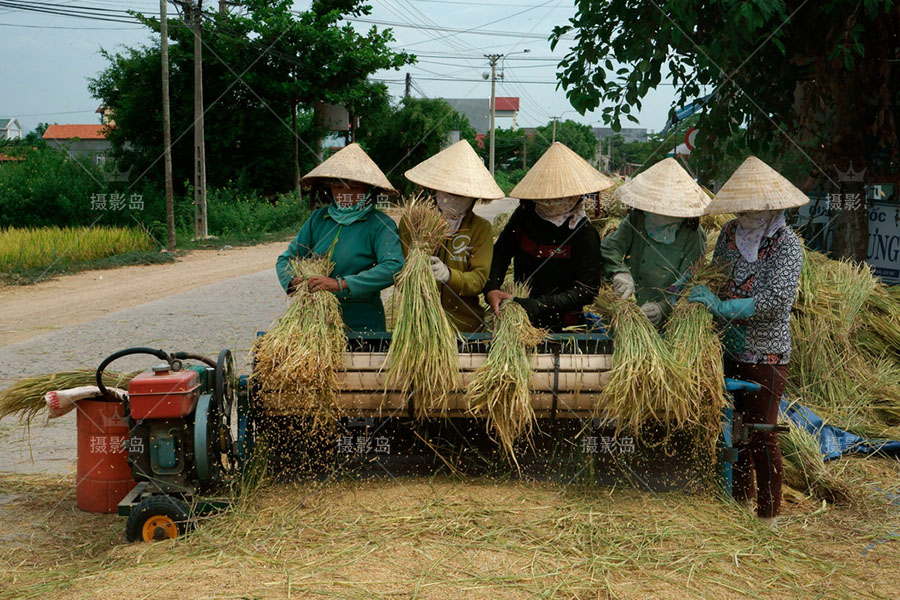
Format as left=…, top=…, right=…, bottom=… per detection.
left=76, top=399, right=133, bottom=513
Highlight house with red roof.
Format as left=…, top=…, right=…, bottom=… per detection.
left=42, top=122, right=127, bottom=180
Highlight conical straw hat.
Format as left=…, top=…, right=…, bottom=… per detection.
left=300, top=143, right=397, bottom=192
left=404, top=140, right=505, bottom=200
left=704, top=155, right=808, bottom=214
left=614, top=158, right=710, bottom=218
left=510, top=142, right=614, bottom=200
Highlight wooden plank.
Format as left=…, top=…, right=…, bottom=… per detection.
left=338, top=370, right=608, bottom=393
left=343, top=352, right=612, bottom=372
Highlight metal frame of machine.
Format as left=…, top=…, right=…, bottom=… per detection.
left=101, top=333, right=766, bottom=542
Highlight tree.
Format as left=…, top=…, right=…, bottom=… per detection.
left=475, top=127, right=527, bottom=171
left=358, top=96, right=476, bottom=194
left=552, top=1, right=899, bottom=261
left=526, top=119, right=598, bottom=165
left=88, top=0, right=412, bottom=197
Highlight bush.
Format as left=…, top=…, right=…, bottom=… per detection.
left=493, top=169, right=526, bottom=196
left=204, top=188, right=309, bottom=241
left=0, top=147, right=110, bottom=228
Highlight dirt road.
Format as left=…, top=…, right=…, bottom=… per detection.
left=0, top=240, right=289, bottom=347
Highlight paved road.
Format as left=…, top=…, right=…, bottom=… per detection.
left=0, top=200, right=519, bottom=474
left=0, top=269, right=287, bottom=473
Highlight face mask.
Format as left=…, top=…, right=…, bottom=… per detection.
left=436, top=191, right=474, bottom=233
left=734, top=210, right=786, bottom=263
left=643, top=213, right=682, bottom=245
left=535, top=196, right=585, bottom=229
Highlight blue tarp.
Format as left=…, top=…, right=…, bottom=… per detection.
left=779, top=399, right=900, bottom=461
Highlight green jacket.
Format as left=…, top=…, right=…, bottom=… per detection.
left=276, top=206, right=404, bottom=333
left=600, top=211, right=706, bottom=320
left=399, top=210, right=493, bottom=332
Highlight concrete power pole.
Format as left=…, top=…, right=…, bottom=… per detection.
left=191, top=1, right=208, bottom=239
left=484, top=54, right=501, bottom=177
left=404, top=72, right=411, bottom=98
left=160, top=0, right=176, bottom=252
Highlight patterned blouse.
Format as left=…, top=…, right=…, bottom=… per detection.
left=712, top=220, right=804, bottom=365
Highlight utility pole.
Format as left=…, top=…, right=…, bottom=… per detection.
left=551, top=117, right=558, bottom=143
left=191, top=0, right=208, bottom=239
left=522, top=137, right=527, bottom=169
left=484, top=54, right=501, bottom=176
left=404, top=72, right=411, bottom=98
left=218, top=0, right=226, bottom=15
left=160, top=0, right=175, bottom=252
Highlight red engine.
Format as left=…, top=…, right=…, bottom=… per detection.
left=128, top=365, right=200, bottom=419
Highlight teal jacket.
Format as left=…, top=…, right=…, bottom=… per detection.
left=276, top=207, right=404, bottom=333
left=600, top=211, right=706, bottom=321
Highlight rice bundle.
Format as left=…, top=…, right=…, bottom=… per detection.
left=385, top=200, right=460, bottom=417
left=779, top=417, right=854, bottom=505
left=0, top=369, right=135, bottom=424
left=664, top=303, right=728, bottom=455
left=251, top=255, right=346, bottom=425
left=787, top=246, right=900, bottom=441
left=591, top=286, right=691, bottom=437
left=466, top=282, right=546, bottom=463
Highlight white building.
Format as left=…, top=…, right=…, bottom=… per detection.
left=0, top=118, right=23, bottom=140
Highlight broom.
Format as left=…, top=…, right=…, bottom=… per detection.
left=385, top=199, right=460, bottom=418
left=591, top=286, right=691, bottom=438
left=0, top=369, right=136, bottom=424
left=251, top=255, right=346, bottom=427
left=466, top=282, right=546, bottom=464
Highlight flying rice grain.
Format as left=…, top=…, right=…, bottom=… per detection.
left=385, top=199, right=460, bottom=418
left=466, top=282, right=547, bottom=465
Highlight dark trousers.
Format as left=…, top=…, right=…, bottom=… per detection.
left=725, top=360, right=788, bottom=518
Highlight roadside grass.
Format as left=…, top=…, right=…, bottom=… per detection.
left=0, top=226, right=167, bottom=284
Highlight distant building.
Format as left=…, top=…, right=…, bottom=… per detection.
left=42, top=124, right=127, bottom=180
left=43, top=124, right=111, bottom=165
left=444, top=97, right=520, bottom=135
left=0, top=118, right=23, bottom=140
left=592, top=127, right=649, bottom=143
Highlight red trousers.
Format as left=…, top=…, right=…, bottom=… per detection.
left=725, top=360, right=788, bottom=518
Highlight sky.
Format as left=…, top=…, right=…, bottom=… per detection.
left=0, top=0, right=677, bottom=136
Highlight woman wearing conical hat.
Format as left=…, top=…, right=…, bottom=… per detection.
left=484, top=142, right=611, bottom=331
left=275, top=143, right=404, bottom=333
left=401, top=140, right=504, bottom=333
left=688, top=156, right=806, bottom=526
left=600, top=158, right=709, bottom=327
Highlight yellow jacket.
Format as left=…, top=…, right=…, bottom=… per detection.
left=400, top=210, right=493, bottom=332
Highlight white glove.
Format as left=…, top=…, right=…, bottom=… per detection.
left=430, top=255, right=450, bottom=284
left=640, top=301, right=663, bottom=326
left=612, top=272, right=635, bottom=298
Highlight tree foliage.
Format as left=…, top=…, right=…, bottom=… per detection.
left=88, top=0, right=412, bottom=195
left=358, top=96, right=476, bottom=194
left=553, top=0, right=900, bottom=259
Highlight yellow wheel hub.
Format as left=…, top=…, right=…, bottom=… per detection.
left=142, top=515, right=178, bottom=541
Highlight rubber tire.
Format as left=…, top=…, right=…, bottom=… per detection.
left=125, top=495, right=191, bottom=543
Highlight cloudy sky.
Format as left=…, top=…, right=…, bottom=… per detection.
left=1, top=0, right=678, bottom=135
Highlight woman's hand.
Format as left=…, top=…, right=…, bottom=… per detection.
left=287, top=277, right=303, bottom=295
left=308, top=276, right=341, bottom=293
left=486, top=289, right=512, bottom=317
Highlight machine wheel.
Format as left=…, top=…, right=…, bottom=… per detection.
left=125, top=495, right=191, bottom=543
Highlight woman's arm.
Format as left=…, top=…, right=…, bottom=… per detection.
left=275, top=216, right=315, bottom=293
left=483, top=208, right=520, bottom=295
left=600, top=212, right=635, bottom=277
left=337, top=213, right=405, bottom=297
